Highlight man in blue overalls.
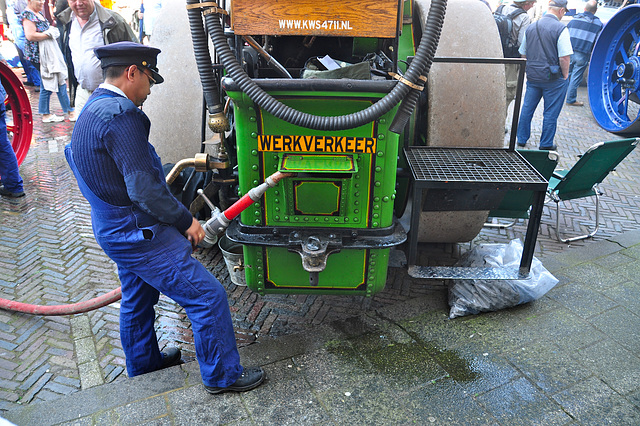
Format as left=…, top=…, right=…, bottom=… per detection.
left=65, top=41, right=264, bottom=394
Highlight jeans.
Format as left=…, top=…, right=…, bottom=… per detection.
left=39, top=82, right=73, bottom=115
left=565, top=51, right=590, bottom=104
left=15, top=46, right=41, bottom=86
left=0, top=103, right=23, bottom=193
left=517, top=78, right=568, bottom=148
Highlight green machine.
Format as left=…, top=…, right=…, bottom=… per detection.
left=224, top=81, right=405, bottom=295
left=184, top=0, right=456, bottom=296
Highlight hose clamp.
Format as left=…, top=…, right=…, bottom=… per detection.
left=388, top=72, right=427, bottom=91
left=186, top=2, right=228, bottom=16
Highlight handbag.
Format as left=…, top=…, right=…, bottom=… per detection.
left=535, top=23, right=562, bottom=80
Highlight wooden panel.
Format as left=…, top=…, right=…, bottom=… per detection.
left=231, top=0, right=400, bottom=38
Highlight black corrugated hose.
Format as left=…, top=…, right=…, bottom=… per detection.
left=192, top=0, right=447, bottom=132
left=186, top=0, right=224, bottom=115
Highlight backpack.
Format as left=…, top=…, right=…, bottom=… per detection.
left=494, top=5, right=527, bottom=58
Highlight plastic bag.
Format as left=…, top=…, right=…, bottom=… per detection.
left=448, top=239, right=558, bottom=319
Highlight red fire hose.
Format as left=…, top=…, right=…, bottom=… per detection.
left=0, top=171, right=291, bottom=316
left=0, top=288, right=122, bottom=316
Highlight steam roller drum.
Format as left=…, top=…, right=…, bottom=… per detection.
left=413, top=0, right=506, bottom=242
left=588, top=5, right=640, bottom=136
left=0, top=62, right=33, bottom=166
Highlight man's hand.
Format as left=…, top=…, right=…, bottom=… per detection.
left=185, top=217, right=205, bottom=250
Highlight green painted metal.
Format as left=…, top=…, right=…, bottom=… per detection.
left=224, top=0, right=418, bottom=296
left=227, top=87, right=400, bottom=296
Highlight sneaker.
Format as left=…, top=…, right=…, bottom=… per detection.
left=566, top=101, right=584, bottom=107
left=539, top=145, right=557, bottom=151
left=204, top=367, right=265, bottom=394
left=42, top=114, right=64, bottom=123
left=68, top=113, right=78, bottom=122
left=0, top=185, right=25, bottom=198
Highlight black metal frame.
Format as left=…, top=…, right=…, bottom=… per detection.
left=405, top=57, right=546, bottom=278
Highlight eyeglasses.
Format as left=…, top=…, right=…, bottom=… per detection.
left=137, top=66, right=156, bottom=88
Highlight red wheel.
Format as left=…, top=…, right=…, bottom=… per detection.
left=0, top=61, right=33, bottom=165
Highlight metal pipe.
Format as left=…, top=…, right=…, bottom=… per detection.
left=242, top=35, right=293, bottom=79
left=203, top=171, right=293, bottom=240
left=165, top=153, right=210, bottom=185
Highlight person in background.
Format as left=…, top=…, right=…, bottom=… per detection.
left=0, top=55, right=26, bottom=198
left=565, top=0, right=602, bottom=107
left=7, top=0, right=41, bottom=90
left=66, top=41, right=266, bottom=395
left=56, top=0, right=137, bottom=111
left=53, top=0, right=68, bottom=49
left=517, top=0, right=572, bottom=151
left=495, top=0, right=537, bottom=117
left=140, top=0, right=161, bottom=43
left=22, top=0, right=75, bottom=123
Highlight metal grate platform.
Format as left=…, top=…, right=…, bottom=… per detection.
left=403, top=146, right=549, bottom=277
left=405, top=147, right=547, bottom=185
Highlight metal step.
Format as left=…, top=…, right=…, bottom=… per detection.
left=407, top=265, right=531, bottom=280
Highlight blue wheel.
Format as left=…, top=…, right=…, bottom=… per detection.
left=589, top=5, right=640, bottom=135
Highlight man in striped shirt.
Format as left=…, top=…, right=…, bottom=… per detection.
left=565, top=0, right=603, bottom=107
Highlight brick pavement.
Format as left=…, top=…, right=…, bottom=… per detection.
left=0, top=73, right=639, bottom=409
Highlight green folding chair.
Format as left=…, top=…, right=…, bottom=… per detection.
left=486, top=149, right=559, bottom=228
left=548, top=138, right=639, bottom=243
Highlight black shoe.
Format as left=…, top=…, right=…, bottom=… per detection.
left=35, top=87, right=40, bottom=92
left=159, top=347, right=182, bottom=369
left=0, top=185, right=25, bottom=198
left=539, top=145, right=557, bottom=151
left=204, top=367, right=265, bottom=394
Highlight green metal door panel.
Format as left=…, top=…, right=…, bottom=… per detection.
left=293, top=180, right=341, bottom=215
left=266, top=247, right=366, bottom=289
left=243, top=245, right=390, bottom=296
left=226, top=86, right=400, bottom=296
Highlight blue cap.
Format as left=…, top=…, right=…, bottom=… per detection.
left=94, top=41, right=164, bottom=84
left=549, top=0, right=568, bottom=7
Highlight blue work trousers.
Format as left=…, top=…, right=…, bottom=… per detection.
left=565, top=51, right=590, bottom=104
left=517, top=78, right=568, bottom=149
left=0, top=104, right=23, bottom=193
left=65, top=145, right=242, bottom=388
left=102, top=224, right=242, bottom=387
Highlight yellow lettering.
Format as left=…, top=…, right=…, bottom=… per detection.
left=365, top=138, right=376, bottom=154
left=258, top=135, right=272, bottom=151
left=293, top=135, right=302, bottom=151
left=283, top=135, right=292, bottom=151
left=257, top=135, right=376, bottom=153
left=304, top=136, right=314, bottom=151
left=345, top=137, right=354, bottom=152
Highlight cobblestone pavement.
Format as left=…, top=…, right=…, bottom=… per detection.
left=1, top=73, right=639, bottom=409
